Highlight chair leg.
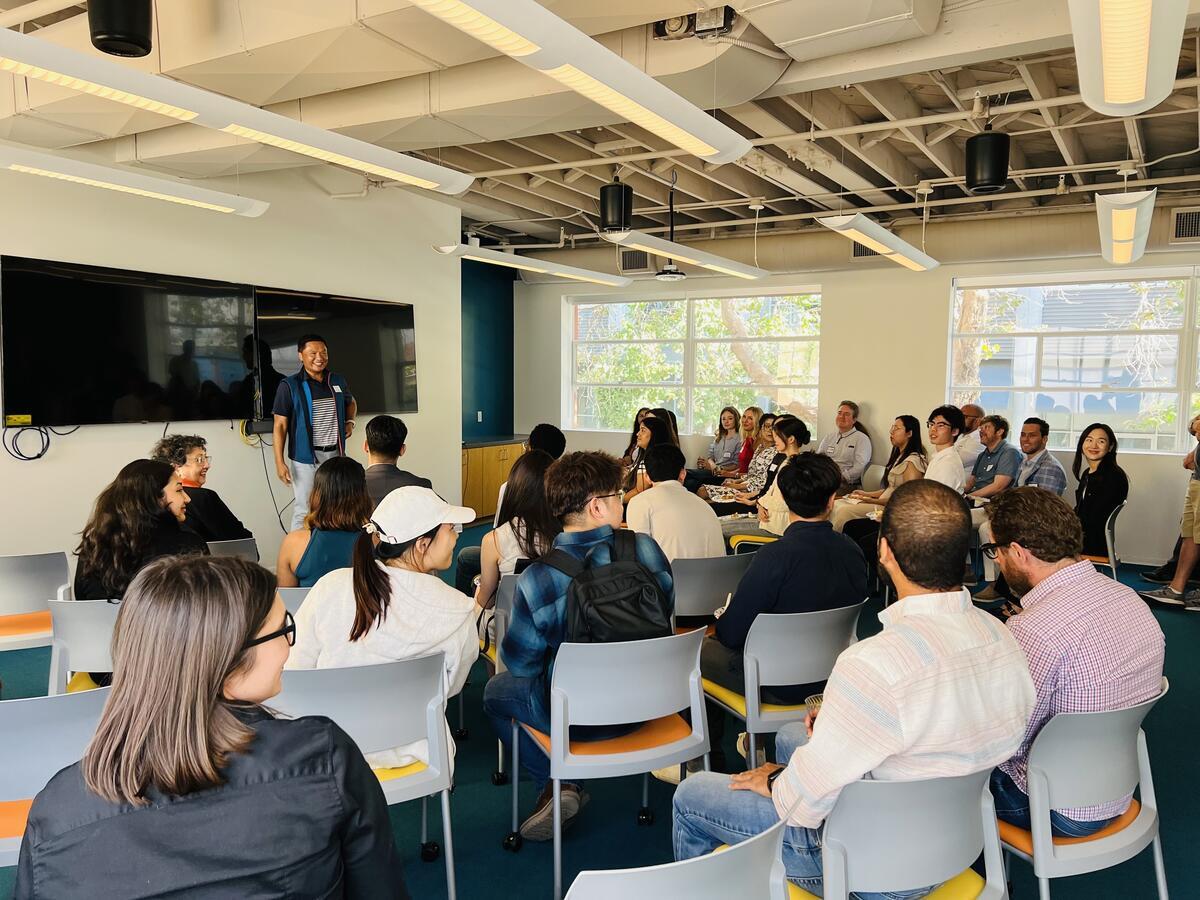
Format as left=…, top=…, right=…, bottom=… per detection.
left=420, top=795, right=440, bottom=862
left=702, top=751, right=711, bottom=772
left=503, top=720, right=522, bottom=852
left=440, top=789, right=458, bottom=900
left=637, top=772, right=654, bottom=825
left=453, top=691, right=468, bottom=740
left=748, top=732, right=758, bottom=769
left=553, top=777, right=563, bottom=900
left=492, top=737, right=508, bottom=786
left=1038, top=876, right=1052, bottom=900
left=1152, top=835, right=1169, bottom=900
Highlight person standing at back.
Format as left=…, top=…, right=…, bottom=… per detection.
left=626, top=444, right=725, bottom=562
left=362, top=414, right=432, bottom=509
left=272, top=334, right=357, bottom=530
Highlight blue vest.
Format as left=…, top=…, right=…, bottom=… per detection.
left=285, top=370, right=349, bottom=464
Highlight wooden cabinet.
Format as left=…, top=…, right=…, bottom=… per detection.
left=461, top=442, right=523, bottom=521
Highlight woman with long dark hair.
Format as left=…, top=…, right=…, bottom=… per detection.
left=74, top=459, right=208, bottom=601
left=623, top=415, right=676, bottom=502
left=476, top=450, right=561, bottom=607
left=16, top=555, right=406, bottom=898
left=621, top=408, right=652, bottom=466
left=1072, top=422, right=1129, bottom=558
left=276, top=456, right=373, bottom=588
left=649, top=407, right=680, bottom=445
left=831, top=415, right=927, bottom=532
left=289, top=487, right=478, bottom=768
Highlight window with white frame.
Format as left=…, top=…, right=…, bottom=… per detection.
left=950, top=272, right=1194, bottom=452
left=568, top=291, right=821, bottom=433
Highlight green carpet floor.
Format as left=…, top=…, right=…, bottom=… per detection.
left=2, top=549, right=1194, bottom=899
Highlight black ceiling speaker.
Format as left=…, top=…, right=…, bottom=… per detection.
left=89, top=0, right=153, bottom=58
left=965, top=125, right=1010, bottom=195
left=599, top=177, right=633, bottom=232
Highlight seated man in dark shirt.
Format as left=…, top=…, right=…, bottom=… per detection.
left=704, top=452, right=867, bottom=771
left=363, top=415, right=432, bottom=509
left=151, top=434, right=253, bottom=545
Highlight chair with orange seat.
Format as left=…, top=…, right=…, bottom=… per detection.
left=0, top=687, right=110, bottom=866
left=47, top=598, right=121, bottom=695
left=702, top=602, right=865, bottom=768
left=1080, top=500, right=1126, bottom=580
left=998, top=677, right=1169, bottom=900
left=273, top=654, right=457, bottom=900
left=505, top=627, right=711, bottom=900
left=0, top=551, right=69, bottom=655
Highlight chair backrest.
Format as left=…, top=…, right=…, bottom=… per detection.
left=1027, top=677, right=1167, bottom=810
left=821, top=771, right=1003, bottom=899
left=551, top=628, right=705, bottom=728
left=273, top=655, right=447, bottom=759
left=746, top=601, right=866, bottom=688
left=0, top=551, right=69, bottom=616
left=672, top=554, right=753, bottom=618
left=278, top=587, right=311, bottom=614
left=0, top=688, right=110, bottom=799
left=565, top=817, right=787, bottom=900
left=206, top=538, right=259, bottom=561
left=1105, top=500, right=1127, bottom=563
left=492, top=574, right=518, bottom=672
left=48, top=599, right=121, bottom=673
left=863, top=464, right=886, bottom=492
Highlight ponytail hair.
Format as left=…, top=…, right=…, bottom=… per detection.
left=349, top=524, right=440, bottom=641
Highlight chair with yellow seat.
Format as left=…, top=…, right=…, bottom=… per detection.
left=672, top=554, right=753, bottom=622
left=273, top=654, right=457, bottom=900
left=277, top=586, right=310, bottom=614
left=703, top=602, right=865, bottom=768
left=0, top=687, right=110, bottom=866
left=505, top=627, right=711, bottom=900
left=47, top=598, right=121, bottom=695
left=0, top=551, right=69, bottom=655
left=998, top=677, right=1169, bottom=900
left=729, top=533, right=776, bottom=555
left=1080, top=500, right=1126, bottom=581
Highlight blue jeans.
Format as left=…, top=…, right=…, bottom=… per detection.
left=989, top=768, right=1115, bottom=837
left=672, top=722, right=933, bottom=900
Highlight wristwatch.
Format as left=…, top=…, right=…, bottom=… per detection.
left=766, top=767, right=784, bottom=794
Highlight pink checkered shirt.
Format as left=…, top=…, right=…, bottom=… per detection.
left=1000, top=560, right=1165, bottom=820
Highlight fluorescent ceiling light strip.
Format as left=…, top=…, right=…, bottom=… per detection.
left=439, top=243, right=631, bottom=286
left=1095, top=188, right=1156, bottom=266
left=0, top=28, right=472, bottom=195
left=1099, top=0, right=1152, bottom=104
left=817, top=213, right=940, bottom=272
left=0, top=143, right=268, bottom=217
left=602, top=230, right=769, bottom=280
left=407, top=0, right=750, bottom=164
left=1111, top=206, right=1139, bottom=243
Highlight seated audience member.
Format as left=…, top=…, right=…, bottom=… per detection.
left=831, top=415, right=926, bottom=532
left=151, top=434, right=253, bottom=543
left=621, top=408, right=653, bottom=467
left=1072, top=423, right=1130, bottom=559
left=672, top=480, right=1035, bottom=896
left=16, top=556, right=406, bottom=899
left=627, top=444, right=725, bottom=562
left=701, top=453, right=866, bottom=771
left=277, top=457, right=372, bottom=588
left=363, top=414, right=431, bottom=509
left=734, top=407, right=764, bottom=475
left=74, top=459, right=209, bottom=602
left=288, top=487, right=478, bottom=769
left=974, top=417, right=1068, bottom=601
left=650, top=407, right=681, bottom=445
left=622, top=415, right=676, bottom=503
left=483, top=451, right=674, bottom=840
left=705, top=413, right=777, bottom=512
left=924, top=405, right=968, bottom=492
left=965, top=416, right=1022, bottom=560
left=685, top=407, right=744, bottom=492
left=816, top=400, right=871, bottom=493
left=985, top=488, right=1163, bottom=836
left=956, top=403, right=986, bottom=475
left=722, top=416, right=810, bottom=543
left=476, top=450, right=560, bottom=608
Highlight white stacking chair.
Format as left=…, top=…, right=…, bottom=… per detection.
left=0, top=551, right=69, bottom=653
left=0, top=688, right=110, bottom=866
left=273, top=655, right=457, bottom=900
left=998, top=678, right=1169, bottom=900
left=505, top=627, right=711, bottom=900
left=487, top=573, right=518, bottom=786
left=46, top=598, right=121, bottom=695
left=703, top=602, right=865, bottom=766
left=277, top=586, right=311, bottom=614
left=1082, top=500, right=1126, bottom=581
left=206, top=538, right=259, bottom=562
left=672, top=554, right=754, bottom=621
left=567, top=817, right=789, bottom=900
left=862, top=463, right=887, bottom=493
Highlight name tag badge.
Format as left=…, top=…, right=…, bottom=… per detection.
left=987, top=464, right=994, bottom=471
left=333, top=385, right=343, bottom=393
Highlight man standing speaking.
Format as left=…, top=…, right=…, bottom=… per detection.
left=272, top=334, right=357, bottom=529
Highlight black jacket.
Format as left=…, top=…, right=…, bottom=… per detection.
left=15, top=707, right=408, bottom=899
left=1074, top=465, right=1130, bottom=557
left=365, top=464, right=433, bottom=510
left=73, top=514, right=209, bottom=601
left=181, top=484, right=253, bottom=543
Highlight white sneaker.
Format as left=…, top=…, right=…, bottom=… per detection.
left=736, top=732, right=767, bottom=768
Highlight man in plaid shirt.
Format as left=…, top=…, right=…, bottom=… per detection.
left=985, top=488, right=1164, bottom=835
left=483, top=451, right=674, bottom=842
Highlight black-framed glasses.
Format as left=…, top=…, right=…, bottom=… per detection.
left=593, top=490, right=625, bottom=504
left=245, top=610, right=296, bottom=649
left=979, top=542, right=1011, bottom=560
left=927, top=420, right=951, bottom=429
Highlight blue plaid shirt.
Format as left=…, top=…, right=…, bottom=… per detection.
left=1017, top=450, right=1068, bottom=496
left=499, top=525, right=674, bottom=682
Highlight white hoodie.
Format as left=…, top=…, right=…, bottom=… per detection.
left=287, top=563, right=479, bottom=769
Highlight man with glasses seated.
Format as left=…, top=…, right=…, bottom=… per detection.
left=151, top=434, right=254, bottom=545
left=924, top=405, right=968, bottom=493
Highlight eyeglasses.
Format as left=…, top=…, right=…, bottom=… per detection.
left=927, top=420, right=951, bottom=429
left=189, top=454, right=213, bottom=464
left=978, top=542, right=1011, bottom=560
left=593, top=491, right=625, bottom=504
left=244, top=610, right=296, bottom=649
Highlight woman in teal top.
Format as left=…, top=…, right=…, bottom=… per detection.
left=277, top=457, right=372, bottom=588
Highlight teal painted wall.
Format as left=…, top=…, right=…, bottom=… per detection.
left=461, top=259, right=516, bottom=440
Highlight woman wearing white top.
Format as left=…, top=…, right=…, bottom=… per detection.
left=831, top=415, right=927, bottom=532
left=923, top=404, right=968, bottom=493
left=288, top=486, right=479, bottom=770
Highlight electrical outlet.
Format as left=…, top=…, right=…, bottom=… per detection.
left=476, top=411, right=483, bottom=423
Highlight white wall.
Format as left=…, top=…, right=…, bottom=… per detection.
left=0, top=167, right=462, bottom=570
left=515, top=252, right=1200, bottom=565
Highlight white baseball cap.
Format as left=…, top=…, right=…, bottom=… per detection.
left=368, top=486, right=476, bottom=545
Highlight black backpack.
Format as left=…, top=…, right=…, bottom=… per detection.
left=543, top=529, right=673, bottom=644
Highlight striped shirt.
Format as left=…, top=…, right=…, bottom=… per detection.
left=772, top=589, right=1035, bottom=828
left=1000, top=561, right=1164, bottom=820
left=311, top=395, right=338, bottom=448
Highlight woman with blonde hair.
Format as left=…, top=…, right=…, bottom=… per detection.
left=16, top=555, right=405, bottom=898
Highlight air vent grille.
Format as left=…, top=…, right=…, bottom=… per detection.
left=619, top=248, right=653, bottom=274
left=1171, top=207, right=1200, bottom=243
left=852, top=241, right=881, bottom=258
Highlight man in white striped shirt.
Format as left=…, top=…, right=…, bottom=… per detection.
left=672, top=480, right=1035, bottom=898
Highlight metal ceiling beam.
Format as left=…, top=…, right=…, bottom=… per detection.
left=855, top=78, right=965, bottom=181
left=1124, top=118, right=1148, bottom=178
left=1016, top=61, right=1089, bottom=185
